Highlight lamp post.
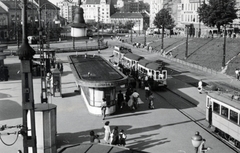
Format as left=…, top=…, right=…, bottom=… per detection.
left=97, top=6, right=100, bottom=53
left=144, top=23, right=147, bottom=46
left=191, top=131, right=203, bottom=153
left=17, top=0, right=37, bottom=152
left=198, top=0, right=201, bottom=37
left=185, top=25, right=189, bottom=59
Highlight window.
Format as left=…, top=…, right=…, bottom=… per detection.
left=213, top=102, right=220, bottom=114
left=230, top=110, right=238, bottom=124
left=221, top=106, right=228, bottom=118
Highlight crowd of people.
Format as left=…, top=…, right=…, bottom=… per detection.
left=90, top=121, right=127, bottom=147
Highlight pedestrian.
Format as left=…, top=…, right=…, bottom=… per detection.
left=119, top=129, right=127, bottom=146
left=131, top=90, right=140, bottom=110
left=145, top=83, right=150, bottom=100
left=111, top=126, right=119, bottom=145
left=148, top=92, right=154, bottom=109
left=89, top=130, right=95, bottom=143
left=207, top=105, right=212, bottom=128
left=198, top=79, right=203, bottom=94
left=103, top=121, right=111, bottom=144
left=90, top=130, right=100, bottom=143
left=117, top=90, right=124, bottom=109
left=235, top=68, right=239, bottom=80
left=198, top=139, right=211, bottom=153
left=138, top=76, right=142, bottom=88
left=125, top=87, right=133, bottom=103
left=101, top=98, right=107, bottom=120
left=94, top=134, right=100, bottom=143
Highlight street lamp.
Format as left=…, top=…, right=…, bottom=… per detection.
left=191, top=131, right=202, bottom=153
left=17, top=0, right=37, bottom=152
left=144, top=23, right=147, bottom=46
left=185, top=25, right=190, bottom=59
left=198, top=0, right=201, bottom=38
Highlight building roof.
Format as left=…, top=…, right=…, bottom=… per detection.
left=33, top=0, right=60, bottom=10
left=1, top=0, right=59, bottom=10
left=0, top=7, right=7, bottom=14
left=111, top=12, right=143, bottom=19
left=1, top=0, right=21, bottom=10
left=85, top=0, right=110, bottom=5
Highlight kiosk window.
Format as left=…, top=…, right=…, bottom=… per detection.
left=221, top=106, right=228, bottom=118
left=230, top=110, right=238, bottom=124
left=213, top=102, right=220, bottom=114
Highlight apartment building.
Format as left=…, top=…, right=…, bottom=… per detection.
left=81, top=0, right=111, bottom=23
left=56, top=0, right=77, bottom=23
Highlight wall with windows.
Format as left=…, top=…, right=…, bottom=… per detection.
left=82, top=3, right=111, bottom=23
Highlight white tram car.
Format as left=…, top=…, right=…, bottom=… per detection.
left=206, top=92, right=240, bottom=148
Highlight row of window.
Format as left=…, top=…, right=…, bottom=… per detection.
left=181, top=14, right=199, bottom=23
left=182, top=3, right=200, bottom=11
left=213, top=102, right=239, bottom=124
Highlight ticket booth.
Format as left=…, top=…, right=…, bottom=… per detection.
left=52, top=68, right=61, bottom=97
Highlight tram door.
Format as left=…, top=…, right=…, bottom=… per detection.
left=206, top=96, right=211, bottom=121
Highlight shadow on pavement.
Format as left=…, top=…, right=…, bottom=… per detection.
left=0, top=99, right=22, bottom=121
left=56, top=124, right=167, bottom=152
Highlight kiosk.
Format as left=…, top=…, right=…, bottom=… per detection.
left=68, top=54, right=127, bottom=115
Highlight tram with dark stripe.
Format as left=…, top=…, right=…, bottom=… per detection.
left=112, top=45, right=167, bottom=90
left=206, top=92, right=240, bottom=149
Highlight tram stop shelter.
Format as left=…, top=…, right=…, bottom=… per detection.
left=68, top=54, right=128, bottom=115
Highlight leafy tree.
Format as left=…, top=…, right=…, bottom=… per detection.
left=125, top=20, right=135, bottom=30
left=153, top=8, right=175, bottom=52
left=198, top=0, right=237, bottom=31
left=198, top=0, right=237, bottom=68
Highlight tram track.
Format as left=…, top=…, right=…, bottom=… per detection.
left=153, top=85, right=239, bottom=152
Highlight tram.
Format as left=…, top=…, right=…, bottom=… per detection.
left=206, top=91, right=240, bottom=149
left=112, top=45, right=167, bottom=89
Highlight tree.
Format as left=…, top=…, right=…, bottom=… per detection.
left=198, top=0, right=237, bottom=68
left=153, top=8, right=175, bottom=53
left=198, top=0, right=237, bottom=31
left=125, top=20, right=135, bottom=42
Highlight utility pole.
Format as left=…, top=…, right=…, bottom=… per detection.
left=38, top=0, right=48, bottom=103
left=98, top=6, right=100, bottom=53
left=222, top=25, right=226, bottom=68
left=17, top=0, right=37, bottom=152
left=198, top=0, right=201, bottom=37
left=185, top=25, right=189, bottom=59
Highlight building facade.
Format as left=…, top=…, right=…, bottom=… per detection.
left=111, top=12, right=148, bottom=32
left=81, top=0, right=111, bottom=23
left=0, top=0, right=61, bottom=40
left=56, top=0, right=77, bottom=23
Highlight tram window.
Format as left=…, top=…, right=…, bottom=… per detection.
left=163, top=71, right=167, bottom=79
left=221, top=106, right=228, bottom=118
left=156, top=71, right=160, bottom=79
left=230, top=110, right=238, bottom=124
left=213, top=102, right=220, bottom=114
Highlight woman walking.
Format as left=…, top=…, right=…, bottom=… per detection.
left=103, top=121, right=111, bottom=144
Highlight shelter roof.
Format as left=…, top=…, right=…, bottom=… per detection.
left=68, top=54, right=125, bottom=82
